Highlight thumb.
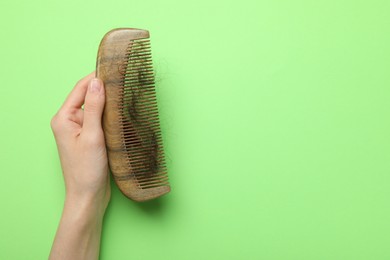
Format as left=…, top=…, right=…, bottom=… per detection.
left=83, top=78, right=105, bottom=132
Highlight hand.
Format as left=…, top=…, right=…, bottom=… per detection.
left=51, top=72, right=110, bottom=209
left=49, top=73, right=110, bottom=260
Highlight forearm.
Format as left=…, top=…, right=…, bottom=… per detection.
left=49, top=194, right=105, bottom=260
left=50, top=75, right=110, bottom=259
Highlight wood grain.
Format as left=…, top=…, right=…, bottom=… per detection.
left=96, top=28, right=170, bottom=202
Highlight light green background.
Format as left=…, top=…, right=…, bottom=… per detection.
left=1, top=0, right=390, bottom=259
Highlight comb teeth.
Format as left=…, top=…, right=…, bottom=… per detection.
left=118, top=38, right=169, bottom=190
left=98, top=28, right=170, bottom=201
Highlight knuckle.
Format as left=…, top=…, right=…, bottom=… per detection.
left=50, top=112, right=65, bottom=133
left=50, top=114, right=60, bottom=131
left=84, top=98, right=103, bottom=114
left=84, top=102, right=98, bottom=114
left=83, top=132, right=104, bottom=148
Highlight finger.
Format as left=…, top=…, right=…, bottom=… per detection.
left=82, top=78, right=105, bottom=133
left=61, top=72, right=95, bottom=111
left=68, top=109, right=84, bottom=126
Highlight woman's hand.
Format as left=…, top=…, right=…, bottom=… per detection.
left=49, top=73, right=110, bottom=260
left=51, top=72, right=110, bottom=208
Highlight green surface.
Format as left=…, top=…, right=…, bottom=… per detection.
left=1, top=0, right=390, bottom=259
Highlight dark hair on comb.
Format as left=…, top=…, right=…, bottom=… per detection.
left=97, top=28, right=170, bottom=201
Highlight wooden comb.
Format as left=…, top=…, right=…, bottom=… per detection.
left=96, top=28, right=170, bottom=202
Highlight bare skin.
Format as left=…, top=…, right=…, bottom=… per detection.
left=49, top=73, right=110, bottom=260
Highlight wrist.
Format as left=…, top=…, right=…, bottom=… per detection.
left=50, top=192, right=105, bottom=260
left=63, top=192, right=108, bottom=223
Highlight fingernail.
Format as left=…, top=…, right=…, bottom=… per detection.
left=90, top=78, right=101, bottom=93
